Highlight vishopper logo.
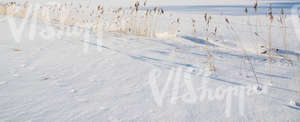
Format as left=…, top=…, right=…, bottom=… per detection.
left=2, top=2, right=104, bottom=53
left=148, top=67, right=268, bottom=117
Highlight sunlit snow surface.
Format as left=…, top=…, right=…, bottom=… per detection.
left=0, top=0, right=300, bottom=122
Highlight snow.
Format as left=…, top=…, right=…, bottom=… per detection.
left=0, top=0, right=300, bottom=121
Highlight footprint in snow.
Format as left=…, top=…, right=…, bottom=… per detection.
left=42, top=77, right=50, bottom=81
left=19, top=64, right=26, bottom=68
left=70, top=89, right=77, bottom=93
left=0, top=81, right=8, bottom=86
left=99, top=106, right=109, bottom=111
left=40, top=73, right=51, bottom=81
left=13, top=74, right=20, bottom=77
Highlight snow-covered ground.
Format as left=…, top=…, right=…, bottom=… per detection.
left=0, top=0, right=300, bottom=121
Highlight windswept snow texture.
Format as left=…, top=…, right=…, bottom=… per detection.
left=1, top=0, right=300, bottom=122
